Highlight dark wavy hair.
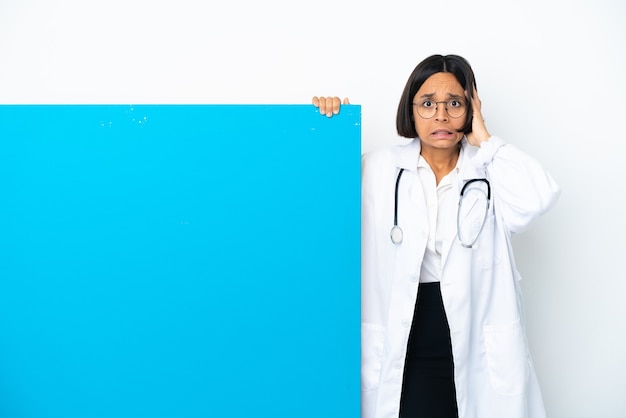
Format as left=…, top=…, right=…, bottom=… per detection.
left=396, top=54, right=476, bottom=138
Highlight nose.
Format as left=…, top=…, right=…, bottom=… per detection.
left=434, top=103, right=448, bottom=121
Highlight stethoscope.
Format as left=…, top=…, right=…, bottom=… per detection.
left=390, top=168, right=491, bottom=248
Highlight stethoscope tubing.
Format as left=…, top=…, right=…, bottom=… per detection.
left=457, top=178, right=491, bottom=248
left=390, top=168, right=405, bottom=245
left=389, top=168, right=490, bottom=247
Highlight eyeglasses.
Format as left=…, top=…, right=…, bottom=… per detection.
left=413, top=99, right=467, bottom=119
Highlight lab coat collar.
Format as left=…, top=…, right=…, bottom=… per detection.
left=395, top=137, right=471, bottom=175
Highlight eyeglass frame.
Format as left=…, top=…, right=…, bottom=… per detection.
left=412, top=99, right=468, bottom=119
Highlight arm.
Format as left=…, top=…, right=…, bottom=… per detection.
left=467, top=88, right=560, bottom=234
left=475, top=138, right=561, bottom=235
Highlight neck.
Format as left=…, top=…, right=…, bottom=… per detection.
left=420, top=145, right=460, bottom=185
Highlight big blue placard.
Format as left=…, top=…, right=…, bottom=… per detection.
left=0, top=105, right=361, bottom=418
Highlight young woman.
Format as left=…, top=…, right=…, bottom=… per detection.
left=314, top=54, right=560, bottom=418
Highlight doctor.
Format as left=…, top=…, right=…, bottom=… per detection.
left=314, top=54, right=560, bottom=418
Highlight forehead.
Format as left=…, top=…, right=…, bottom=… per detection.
left=415, top=72, right=464, bottom=98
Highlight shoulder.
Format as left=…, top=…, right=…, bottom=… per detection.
left=362, top=147, right=394, bottom=170
left=362, top=139, right=420, bottom=172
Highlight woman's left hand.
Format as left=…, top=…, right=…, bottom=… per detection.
left=465, top=87, right=491, bottom=146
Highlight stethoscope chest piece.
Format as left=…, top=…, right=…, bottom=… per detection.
left=390, top=225, right=403, bottom=245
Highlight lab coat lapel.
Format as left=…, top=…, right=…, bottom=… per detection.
left=394, top=139, right=421, bottom=172
left=394, top=140, right=424, bottom=215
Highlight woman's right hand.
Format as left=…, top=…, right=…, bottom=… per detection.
left=312, top=96, right=350, bottom=117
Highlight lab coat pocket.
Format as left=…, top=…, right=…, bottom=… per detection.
left=483, top=319, right=529, bottom=396
left=361, top=323, right=385, bottom=392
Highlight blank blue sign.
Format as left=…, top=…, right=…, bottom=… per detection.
left=0, top=105, right=361, bottom=418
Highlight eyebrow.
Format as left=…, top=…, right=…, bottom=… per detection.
left=417, top=92, right=465, bottom=100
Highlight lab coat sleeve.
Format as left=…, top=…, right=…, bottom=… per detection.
left=360, top=150, right=381, bottom=324
left=361, top=152, right=373, bottom=312
left=471, top=136, right=561, bottom=235
left=360, top=151, right=389, bottom=415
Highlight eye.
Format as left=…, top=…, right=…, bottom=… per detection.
left=448, top=100, right=464, bottom=108
left=421, top=100, right=434, bottom=108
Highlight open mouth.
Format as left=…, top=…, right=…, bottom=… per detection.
left=431, top=129, right=454, bottom=137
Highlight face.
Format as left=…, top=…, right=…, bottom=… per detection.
left=412, top=72, right=466, bottom=153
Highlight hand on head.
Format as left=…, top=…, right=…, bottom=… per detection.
left=465, top=87, right=491, bottom=146
left=312, top=96, right=350, bottom=117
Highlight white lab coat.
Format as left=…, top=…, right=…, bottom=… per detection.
left=361, top=136, right=560, bottom=418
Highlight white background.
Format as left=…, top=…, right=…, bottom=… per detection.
left=1, top=0, right=625, bottom=416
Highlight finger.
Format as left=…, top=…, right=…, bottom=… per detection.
left=317, top=97, right=328, bottom=116
left=472, top=87, right=481, bottom=105
left=332, top=97, right=341, bottom=115
left=343, top=97, right=350, bottom=105
left=312, top=96, right=320, bottom=107
left=467, top=88, right=481, bottom=115
left=323, top=97, right=337, bottom=117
